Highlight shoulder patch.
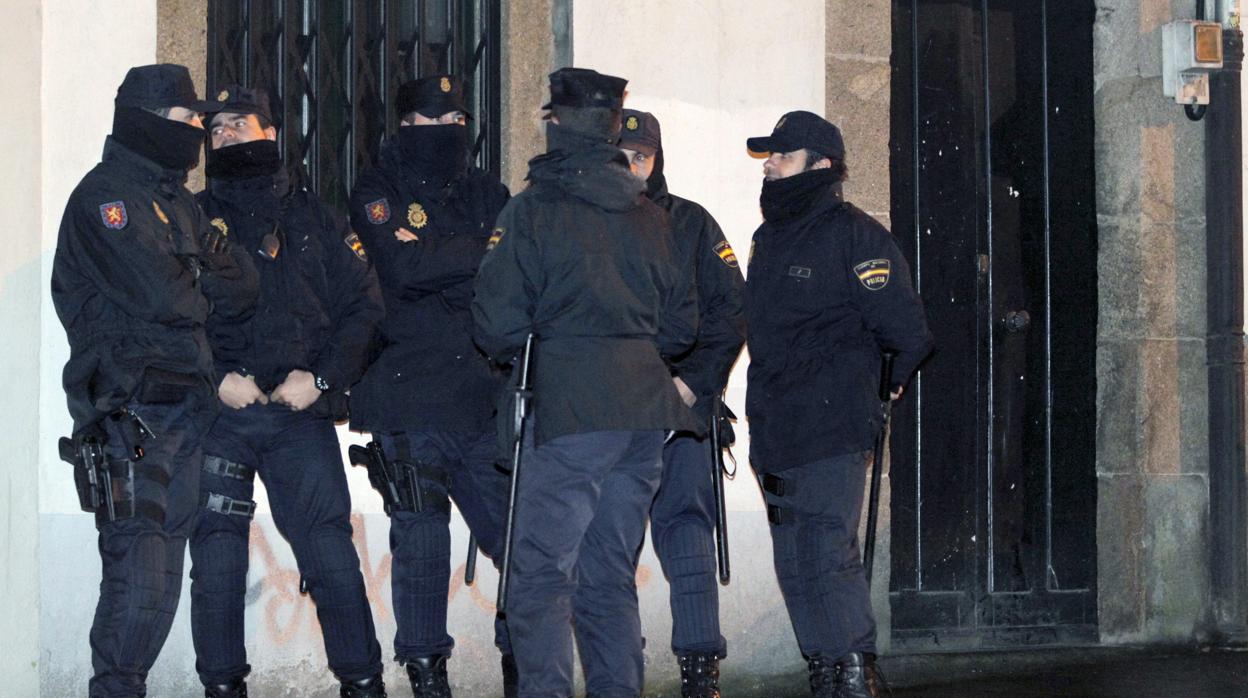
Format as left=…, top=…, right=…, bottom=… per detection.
left=344, top=231, right=368, bottom=261
left=854, top=258, right=891, bottom=290
left=713, top=240, right=739, bottom=268
left=407, top=202, right=429, bottom=229
left=99, top=201, right=128, bottom=230
left=486, top=227, right=505, bottom=251
left=365, top=198, right=391, bottom=225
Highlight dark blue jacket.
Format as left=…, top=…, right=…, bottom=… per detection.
left=52, top=138, right=260, bottom=434
left=348, top=140, right=510, bottom=433
left=196, top=167, right=383, bottom=411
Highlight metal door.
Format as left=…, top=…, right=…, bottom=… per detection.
left=888, top=0, right=1098, bottom=650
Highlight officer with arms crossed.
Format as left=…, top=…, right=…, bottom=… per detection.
left=473, top=67, right=701, bottom=698
left=743, top=112, right=933, bottom=698
left=348, top=75, right=512, bottom=697
left=617, top=109, right=746, bottom=698
left=187, top=86, right=387, bottom=698
left=51, top=64, right=259, bottom=698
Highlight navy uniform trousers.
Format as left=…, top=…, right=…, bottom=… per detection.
left=758, top=451, right=876, bottom=661
left=90, top=396, right=205, bottom=698
left=189, top=402, right=382, bottom=685
left=508, top=428, right=665, bottom=698
left=650, top=434, right=726, bottom=657
left=376, top=430, right=512, bottom=661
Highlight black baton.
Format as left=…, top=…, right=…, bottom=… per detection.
left=465, top=535, right=478, bottom=586
left=710, top=395, right=731, bottom=584
left=497, top=334, right=535, bottom=613
left=863, top=351, right=896, bottom=583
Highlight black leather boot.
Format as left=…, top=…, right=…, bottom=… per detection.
left=203, top=677, right=247, bottom=698
left=501, top=653, right=519, bottom=698
left=676, top=651, right=722, bottom=698
left=807, top=654, right=838, bottom=697
left=406, top=655, right=452, bottom=698
left=831, top=652, right=880, bottom=698
left=340, top=673, right=387, bottom=698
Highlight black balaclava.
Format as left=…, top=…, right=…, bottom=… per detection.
left=643, top=149, right=666, bottom=199
left=112, top=105, right=204, bottom=171
left=394, top=123, right=470, bottom=182
left=760, top=167, right=841, bottom=224
left=205, top=139, right=284, bottom=180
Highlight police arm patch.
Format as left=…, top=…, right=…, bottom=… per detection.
left=854, top=258, right=891, bottom=290
left=99, top=201, right=128, bottom=230
left=344, top=231, right=368, bottom=261
left=364, top=198, right=391, bottom=225
left=486, top=227, right=505, bottom=251
left=713, top=240, right=739, bottom=268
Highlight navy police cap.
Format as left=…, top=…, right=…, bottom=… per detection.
left=115, top=64, right=218, bottom=112
left=747, top=110, right=846, bottom=161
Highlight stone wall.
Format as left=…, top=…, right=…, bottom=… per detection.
left=157, top=0, right=208, bottom=190
left=1093, top=0, right=1213, bottom=643
left=500, top=0, right=564, bottom=192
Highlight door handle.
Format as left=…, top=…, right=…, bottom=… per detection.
left=1004, top=310, right=1031, bottom=333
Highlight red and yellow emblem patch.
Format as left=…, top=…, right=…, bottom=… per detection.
left=344, top=231, right=368, bottom=262
left=365, top=198, right=391, bottom=225
left=853, top=258, right=891, bottom=290
left=99, top=201, right=128, bottom=230
left=714, top=240, right=738, bottom=268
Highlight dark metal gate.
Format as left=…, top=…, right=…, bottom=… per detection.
left=888, top=0, right=1099, bottom=650
left=207, top=0, right=502, bottom=209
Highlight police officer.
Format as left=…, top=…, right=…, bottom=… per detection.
left=51, top=64, right=260, bottom=698
left=743, top=112, right=933, bottom=698
left=348, top=75, right=512, bottom=697
left=473, top=68, right=701, bottom=698
left=187, top=86, right=387, bottom=698
left=617, top=109, right=745, bottom=698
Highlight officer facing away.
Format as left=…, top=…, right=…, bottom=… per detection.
left=473, top=67, right=702, bottom=698
left=51, top=64, right=260, bottom=698
left=348, top=75, right=513, bottom=697
left=743, top=112, right=933, bottom=698
left=188, top=86, right=387, bottom=697
left=617, top=109, right=746, bottom=698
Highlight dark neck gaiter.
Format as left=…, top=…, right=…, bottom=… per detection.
left=111, top=106, right=204, bottom=172
left=394, top=123, right=470, bottom=183
left=205, top=139, right=284, bottom=180
left=760, top=168, right=842, bottom=224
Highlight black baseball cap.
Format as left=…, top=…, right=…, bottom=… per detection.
left=115, top=64, right=218, bottom=112
left=746, top=110, right=845, bottom=161
left=541, top=67, right=627, bottom=110
left=397, top=75, right=471, bottom=119
left=203, top=84, right=275, bottom=125
left=617, top=109, right=662, bottom=156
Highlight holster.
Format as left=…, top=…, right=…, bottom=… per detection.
left=350, top=441, right=424, bottom=515
left=59, top=412, right=164, bottom=527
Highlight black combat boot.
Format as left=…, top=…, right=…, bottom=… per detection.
left=807, top=654, right=838, bottom=697
left=831, top=652, right=880, bottom=698
left=676, top=651, right=722, bottom=698
left=501, top=653, right=519, bottom=698
left=203, top=677, right=247, bottom=698
left=406, top=655, right=452, bottom=698
left=340, top=673, right=387, bottom=698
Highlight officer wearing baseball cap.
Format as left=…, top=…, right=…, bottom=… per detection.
left=618, top=108, right=746, bottom=698
left=51, top=63, right=259, bottom=697
left=188, top=85, right=387, bottom=698
left=473, top=68, right=700, bottom=697
left=348, top=73, right=512, bottom=697
left=743, top=111, right=933, bottom=698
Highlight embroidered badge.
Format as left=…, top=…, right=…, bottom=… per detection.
left=713, top=240, right=739, bottom=268
left=407, top=202, right=429, bottom=229
left=365, top=198, right=391, bottom=225
left=210, top=217, right=229, bottom=237
left=440, top=77, right=452, bottom=93
left=152, top=201, right=169, bottom=225
left=344, top=231, right=368, bottom=261
left=625, top=115, right=640, bottom=131
left=99, top=201, right=127, bottom=230
left=788, top=266, right=812, bottom=279
left=854, top=258, right=891, bottom=290
left=486, top=227, right=505, bottom=252
left=217, top=89, right=230, bottom=102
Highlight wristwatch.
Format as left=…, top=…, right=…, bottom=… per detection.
left=314, top=374, right=330, bottom=392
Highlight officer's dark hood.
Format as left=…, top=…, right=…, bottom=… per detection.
left=526, top=124, right=644, bottom=212
left=642, top=149, right=670, bottom=207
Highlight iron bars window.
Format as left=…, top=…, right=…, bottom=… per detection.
left=207, top=0, right=503, bottom=209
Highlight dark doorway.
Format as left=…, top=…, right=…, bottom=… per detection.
left=207, top=0, right=502, bottom=209
left=888, top=0, right=1099, bottom=650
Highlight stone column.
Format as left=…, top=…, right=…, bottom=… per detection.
left=157, top=0, right=208, bottom=190
left=500, top=0, right=567, bottom=192
left=1094, top=0, right=1213, bottom=643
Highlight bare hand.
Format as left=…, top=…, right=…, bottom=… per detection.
left=891, top=386, right=904, bottom=401
left=218, top=372, right=268, bottom=410
left=270, top=369, right=322, bottom=411
left=673, top=376, right=697, bottom=407
left=395, top=227, right=419, bottom=243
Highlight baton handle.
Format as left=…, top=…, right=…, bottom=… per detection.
left=864, top=351, right=897, bottom=582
